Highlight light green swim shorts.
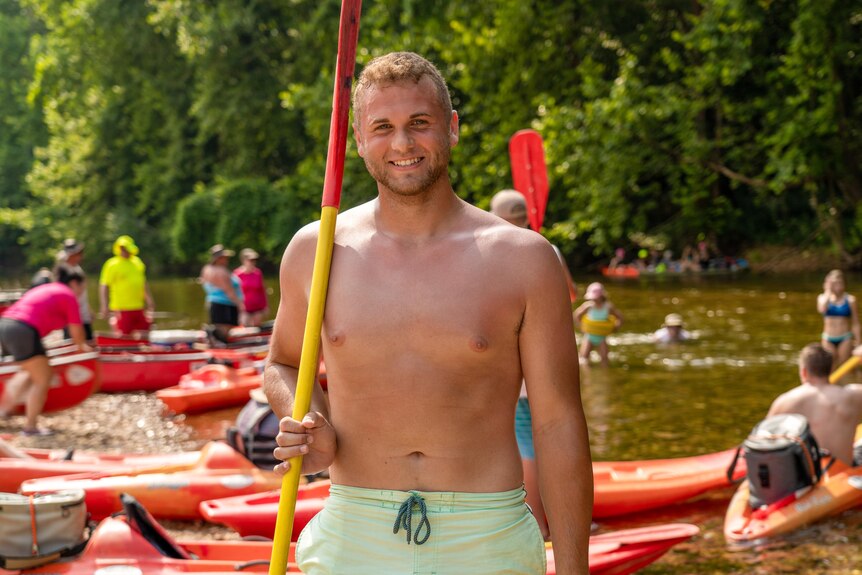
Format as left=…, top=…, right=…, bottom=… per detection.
left=295, top=484, right=546, bottom=575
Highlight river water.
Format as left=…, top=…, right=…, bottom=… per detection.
left=4, top=270, right=862, bottom=573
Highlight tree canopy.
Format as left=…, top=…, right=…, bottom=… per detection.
left=1, top=0, right=860, bottom=275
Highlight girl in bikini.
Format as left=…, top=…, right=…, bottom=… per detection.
left=817, top=270, right=861, bottom=374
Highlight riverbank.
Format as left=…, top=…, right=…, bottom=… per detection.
left=743, top=245, right=846, bottom=274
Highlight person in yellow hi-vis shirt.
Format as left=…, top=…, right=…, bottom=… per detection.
left=98, top=235, right=155, bottom=336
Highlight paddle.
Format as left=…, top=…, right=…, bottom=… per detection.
left=829, top=355, right=861, bottom=384
left=267, top=2, right=361, bottom=574
left=508, top=129, right=549, bottom=232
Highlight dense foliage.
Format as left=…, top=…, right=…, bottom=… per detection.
left=1, top=0, right=860, bottom=275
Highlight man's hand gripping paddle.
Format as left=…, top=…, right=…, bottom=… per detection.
left=268, top=2, right=361, bottom=573
left=509, top=129, right=549, bottom=231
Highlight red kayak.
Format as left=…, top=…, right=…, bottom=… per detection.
left=199, top=449, right=745, bottom=538
left=0, top=447, right=201, bottom=493
left=6, top=493, right=696, bottom=575
left=0, top=351, right=101, bottom=414
left=19, top=441, right=282, bottom=520
left=98, top=349, right=211, bottom=392
left=156, top=364, right=262, bottom=415
left=593, top=448, right=746, bottom=518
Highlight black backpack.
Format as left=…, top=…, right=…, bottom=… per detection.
left=225, top=392, right=279, bottom=470
left=727, top=413, right=825, bottom=509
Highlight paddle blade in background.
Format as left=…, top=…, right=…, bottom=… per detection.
left=509, top=129, right=549, bottom=232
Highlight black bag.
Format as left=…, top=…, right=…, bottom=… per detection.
left=226, top=390, right=279, bottom=470
left=732, top=414, right=824, bottom=509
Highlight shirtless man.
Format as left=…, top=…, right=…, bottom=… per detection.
left=264, top=52, right=592, bottom=574
left=767, top=343, right=862, bottom=467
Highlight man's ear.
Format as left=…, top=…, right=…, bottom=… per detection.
left=353, top=122, right=365, bottom=158
left=449, top=110, right=459, bottom=147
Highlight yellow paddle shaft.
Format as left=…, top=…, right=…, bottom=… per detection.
left=829, top=355, right=861, bottom=384
left=269, top=206, right=338, bottom=575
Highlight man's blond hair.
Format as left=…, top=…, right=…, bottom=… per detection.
left=352, top=52, right=452, bottom=122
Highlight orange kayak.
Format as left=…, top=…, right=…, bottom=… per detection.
left=156, top=364, right=262, bottom=415
left=593, top=448, right=746, bottom=517
left=724, top=460, right=862, bottom=544
left=6, top=493, right=696, bottom=575
left=199, top=449, right=745, bottom=538
left=19, top=441, right=281, bottom=521
left=0, top=448, right=200, bottom=493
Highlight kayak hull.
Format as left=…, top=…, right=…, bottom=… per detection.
left=19, top=441, right=282, bottom=520
left=724, top=462, right=862, bottom=544
left=198, top=449, right=744, bottom=538
left=0, top=351, right=101, bottom=414
left=8, top=497, right=696, bottom=575
left=0, top=448, right=200, bottom=493
left=98, top=351, right=210, bottom=393
left=156, top=365, right=262, bottom=414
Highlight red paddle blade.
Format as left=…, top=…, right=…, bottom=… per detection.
left=508, top=129, right=549, bottom=232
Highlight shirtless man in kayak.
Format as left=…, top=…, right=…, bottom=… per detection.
left=767, top=343, right=862, bottom=466
left=264, top=52, right=592, bottom=574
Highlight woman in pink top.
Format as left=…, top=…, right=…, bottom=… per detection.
left=0, top=264, right=91, bottom=435
left=235, top=248, right=269, bottom=327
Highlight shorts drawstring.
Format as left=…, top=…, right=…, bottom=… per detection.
left=393, top=491, right=431, bottom=545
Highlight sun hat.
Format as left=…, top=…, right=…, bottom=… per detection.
left=209, top=244, right=235, bottom=261
left=112, top=235, right=139, bottom=256
left=585, top=282, right=606, bottom=300
left=62, top=238, right=84, bottom=255
left=664, top=313, right=684, bottom=327
left=240, top=248, right=259, bottom=260
left=490, top=190, right=528, bottom=223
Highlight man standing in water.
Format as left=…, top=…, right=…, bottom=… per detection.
left=264, top=52, right=592, bottom=574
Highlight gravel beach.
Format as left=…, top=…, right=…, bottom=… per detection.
left=1, top=391, right=248, bottom=540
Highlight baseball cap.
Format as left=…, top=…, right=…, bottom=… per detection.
left=490, top=190, right=528, bottom=225
left=240, top=248, right=259, bottom=260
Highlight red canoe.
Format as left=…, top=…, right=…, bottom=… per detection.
left=156, top=364, right=262, bottom=414
left=8, top=493, right=696, bottom=575
left=19, top=441, right=282, bottom=520
left=0, top=447, right=201, bottom=493
left=0, top=351, right=101, bottom=414
left=199, top=448, right=746, bottom=538
left=98, top=349, right=211, bottom=393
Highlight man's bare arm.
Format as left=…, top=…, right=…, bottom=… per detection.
left=521, top=241, right=592, bottom=575
left=263, top=223, right=335, bottom=475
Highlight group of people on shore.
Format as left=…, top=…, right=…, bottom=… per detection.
left=607, top=242, right=749, bottom=275
left=0, top=235, right=271, bottom=435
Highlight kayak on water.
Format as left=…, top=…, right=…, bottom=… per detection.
left=6, top=493, right=697, bottom=575
left=18, top=441, right=282, bottom=521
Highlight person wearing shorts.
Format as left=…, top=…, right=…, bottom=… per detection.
left=235, top=248, right=269, bottom=327
left=265, top=52, right=592, bottom=575
left=296, top=485, right=546, bottom=575
left=0, top=264, right=91, bottom=435
left=200, top=244, right=244, bottom=343
left=99, top=235, right=154, bottom=336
